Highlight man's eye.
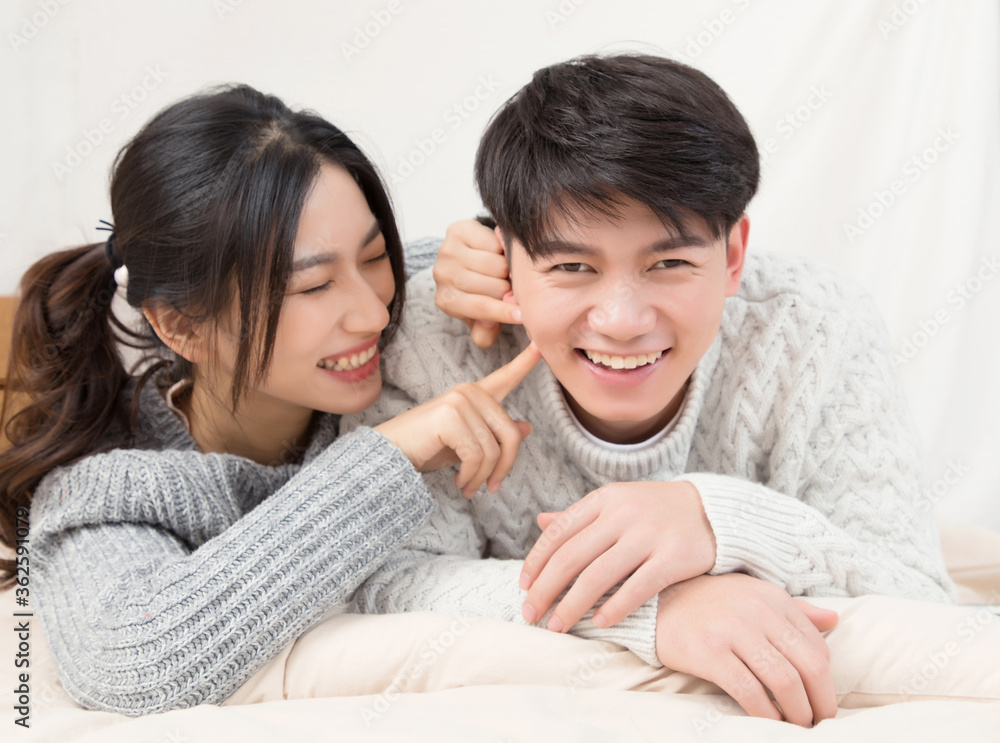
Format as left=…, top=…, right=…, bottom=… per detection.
left=301, top=281, right=331, bottom=295
left=653, top=259, right=688, bottom=269
left=553, top=262, right=592, bottom=273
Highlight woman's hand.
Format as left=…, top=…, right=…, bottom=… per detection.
left=519, top=481, right=716, bottom=632
left=374, top=343, right=541, bottom=497
left=433, top=219, right=518, bottom=349
left=655, top=573, right=839, bottom=727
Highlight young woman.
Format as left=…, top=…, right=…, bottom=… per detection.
left=0, top=84, right=539, bottom=716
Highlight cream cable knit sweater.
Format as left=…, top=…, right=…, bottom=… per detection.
left=345, top=247, right=956, bottom=666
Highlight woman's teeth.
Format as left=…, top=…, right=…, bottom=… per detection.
left=318, top=344, right=377, bottom=371
left=583, top=349, right=663, bottom=370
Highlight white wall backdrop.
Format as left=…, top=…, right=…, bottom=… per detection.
left=2, top=0, right=998, bottom=528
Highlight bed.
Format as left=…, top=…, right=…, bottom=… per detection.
left=3, top=518, right=998, bottom=742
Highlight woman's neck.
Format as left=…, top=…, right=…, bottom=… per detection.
left=182, top=374, right=314, bottom=466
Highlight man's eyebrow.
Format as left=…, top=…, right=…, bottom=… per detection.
left=290, top=221, right=382, bottom=272
left=531, top=233, right=711, bottom=258
left=642, top=235, right=712, bottom=253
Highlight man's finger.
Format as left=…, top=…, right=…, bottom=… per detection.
left=536, top=511, right=560, bottom=530
left=548, top=542, right=647, bottom=633
left=522, top=503, right=596, bottom=589
left=478, top=342, right=542, bottom=402
left=771, top=622, right=838, bottom=724
left=794, top=600, right=839, bottom=635
left=591, top=561, right=678, bottom=628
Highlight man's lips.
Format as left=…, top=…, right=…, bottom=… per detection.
left=578, top=348, right=666, bottom=370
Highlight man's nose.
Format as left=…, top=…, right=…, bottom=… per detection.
left=585, top=280, right=656, bottom=339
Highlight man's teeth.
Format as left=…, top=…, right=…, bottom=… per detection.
left=318, top=345, right=377, bottom=371
left=583, top=349, right=663, bottom=370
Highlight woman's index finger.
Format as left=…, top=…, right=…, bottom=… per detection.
left=477, top=342, right=542, bottom=402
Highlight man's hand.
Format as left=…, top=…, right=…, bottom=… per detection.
left=433, top=219, right=518, bottom=349
left=375, top=343, right=541, bottom=497
left=519, top=481, right=717, bottom=631
left=655, top=573, right=839, bottom=727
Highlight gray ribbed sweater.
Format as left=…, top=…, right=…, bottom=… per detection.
left=29, top=377, right=435, bottom=715
left=345, top=248, right=956, bottom=666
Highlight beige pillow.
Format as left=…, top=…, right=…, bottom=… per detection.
left=227, top=594, right=1000, bottom=710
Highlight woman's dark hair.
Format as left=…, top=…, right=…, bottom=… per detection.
left=0, top=84, right=405, bottom=586
left=474, top=54, right=760, bottom=254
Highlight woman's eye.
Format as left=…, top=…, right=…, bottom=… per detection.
left=553, top=262, right=592, bottom=273
left=365, top=250, right=390, bottom=265
left=301, top=281, right=331, bottom=295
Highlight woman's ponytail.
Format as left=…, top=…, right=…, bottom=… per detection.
left=0, top=242, right=132, bottom=586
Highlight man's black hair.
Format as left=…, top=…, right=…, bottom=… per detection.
left=475, top=54, right=760, bottom=255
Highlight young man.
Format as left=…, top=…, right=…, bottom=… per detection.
left=344, top=54, right=954, bottom=726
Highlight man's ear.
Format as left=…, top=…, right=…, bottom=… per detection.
left=142, top=304, right=211, bottom=363
left=724, top=214, right=750, bottom=298
left=494, top=225, right=509, bottom=261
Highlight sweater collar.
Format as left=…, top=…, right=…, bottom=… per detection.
left=526, top=333, right=722, bottom=485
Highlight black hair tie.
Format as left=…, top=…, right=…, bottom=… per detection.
left=97, top=219, right=122, bottom=269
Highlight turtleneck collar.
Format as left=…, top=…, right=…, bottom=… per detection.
left=521, top=331, right=722, bottom=486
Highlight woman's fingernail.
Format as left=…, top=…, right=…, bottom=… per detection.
left=548, top=615, right=564, bottom=633
left=593, top=613, right=608, bottom=628
left=522, top=603, right=538, bottom=622
left=519, top=572, right=533, bottom=590
left=511, top=308, right=522, bottom=323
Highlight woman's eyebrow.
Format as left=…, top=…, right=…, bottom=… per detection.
left=291, top=221, right=382, bottom=272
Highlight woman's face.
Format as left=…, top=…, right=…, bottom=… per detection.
left=215, top=163, right=396, bottom=418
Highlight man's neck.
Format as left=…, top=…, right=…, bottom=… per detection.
left=563, top=378, right=689, bottom=445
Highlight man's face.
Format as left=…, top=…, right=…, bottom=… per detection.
left=505, top=199, right=748, bottom=444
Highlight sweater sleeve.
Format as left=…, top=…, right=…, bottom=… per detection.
left=29, top=427, right=435, bottom=715
left=402, top=237, right=441, bottom=276
left=343, top=358, right=661, bottom=667
left=678, top=291, right=955, bottom=604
